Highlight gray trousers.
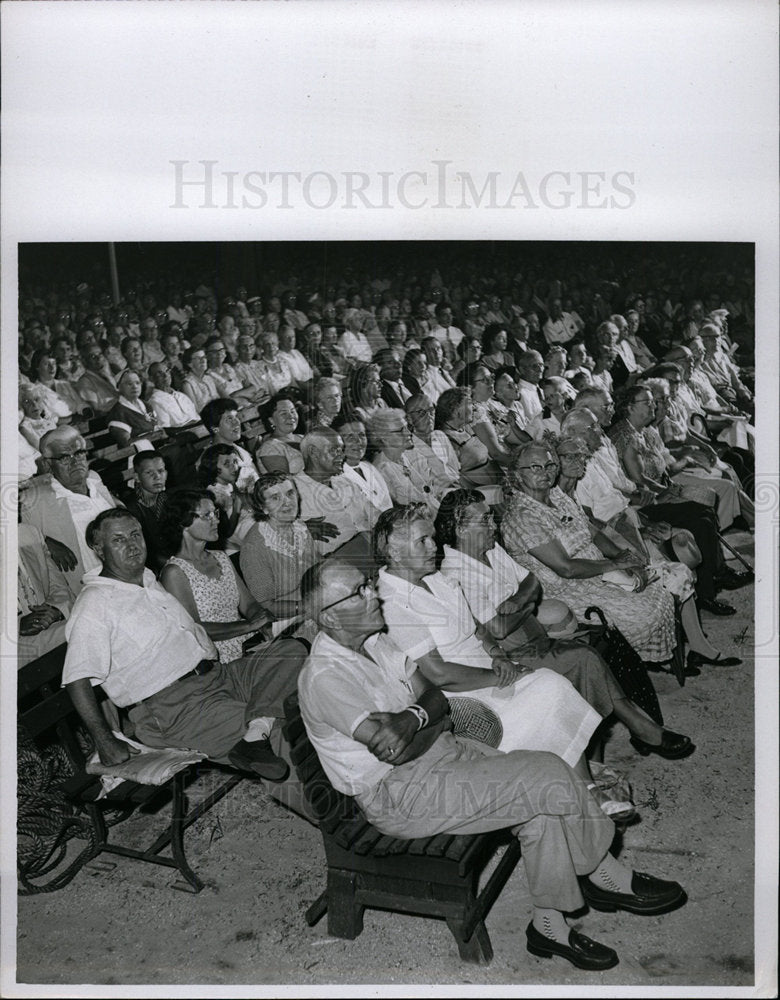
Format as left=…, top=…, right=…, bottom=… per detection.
left=129, top=638, right=307, bottom=762
left=358, top=732, right=614, bottom=912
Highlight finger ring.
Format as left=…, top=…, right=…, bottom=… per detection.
left=388, top=748, right=395, bottom=756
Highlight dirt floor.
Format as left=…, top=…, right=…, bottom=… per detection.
left=12, top=532, right=766, bottom=992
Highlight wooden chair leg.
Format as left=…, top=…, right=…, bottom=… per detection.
left=326, top=869, right=364, bottom=940
left=446, top=917, right=493, bottom=964
left=305, top=890, right=328, bottom=927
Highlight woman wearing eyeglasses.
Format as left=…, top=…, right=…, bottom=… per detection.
left=501, top=441, right=677, bottom=665
left=159, top=490, right=273, bottom=665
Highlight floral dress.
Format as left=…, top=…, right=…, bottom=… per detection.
left=501, top=485, right=675, bottom=662
left=166, top=550, right=244, bottom=664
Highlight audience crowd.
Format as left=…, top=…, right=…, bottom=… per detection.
left=15, top=242, right=755, bottom=969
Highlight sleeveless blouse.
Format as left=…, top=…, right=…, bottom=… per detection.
left=167, top=550, right=244, bottom=663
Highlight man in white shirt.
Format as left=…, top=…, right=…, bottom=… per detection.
left=298, top=555, right=686, bottom=970
left=63, top=508, right=305, bottom=779
left=514, top=350, right=546, bottom=431
left=542, top=300, right=579, bottom=346
left=75, top=344, right=120, bottom=414
left=429, top=304, right=464, bottom=365
left=20, top=426, right=118, bottom=596
left=294, top=428, right=376, bottom=554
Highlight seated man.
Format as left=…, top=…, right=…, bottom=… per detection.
left=369, top=409, right=450, bottom=518
left=20, top=426, right=117, bottom=596
left=294, top=427, right=376, bottom=555
left=17, top=523, right=73, bottom=668
left=298, top=555, right=687, bottom=970
left=75, top=343, right=120, bottom=414
left=63, top=508, right=307, bottom=780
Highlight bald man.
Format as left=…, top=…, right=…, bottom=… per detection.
left=20, top=426, right=117, bottom=595
left=294, top=427, right=376, bottom=554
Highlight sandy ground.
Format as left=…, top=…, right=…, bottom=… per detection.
left=13, top=533, right=763, bottom=992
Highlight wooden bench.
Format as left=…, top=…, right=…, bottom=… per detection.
left=18, top=644, right=243, bottom=893
left=282, top=692, right=523, bottom=964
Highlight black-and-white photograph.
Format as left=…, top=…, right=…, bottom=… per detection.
left=1, top=3, right=777, bottom=996
left=11, top=239, right=758, bottom=986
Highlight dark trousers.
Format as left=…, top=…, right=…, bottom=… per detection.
left=640, top=500, right=724, bottom=601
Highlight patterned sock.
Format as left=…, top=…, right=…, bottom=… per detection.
left=588, top=851, right=634, bottom=893
left=531, top=907, right=570, bottom=944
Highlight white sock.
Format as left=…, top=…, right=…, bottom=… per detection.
left=243, top=717, right=273, bottom=742
left=588, top=851, right=634, bottom=894
left=532, top=907, right=570, bottom=944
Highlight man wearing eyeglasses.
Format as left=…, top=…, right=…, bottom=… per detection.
left=20, top=426, right=118, bottom=596
left=298, top=555, right=686, bottom=970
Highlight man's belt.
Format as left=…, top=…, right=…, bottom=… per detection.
left=127, top=659, right=217, bottom=711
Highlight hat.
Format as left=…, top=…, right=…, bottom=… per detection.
left=536, top=599, right=580, bottom=639
left=247, top=296, right=261, bottom=306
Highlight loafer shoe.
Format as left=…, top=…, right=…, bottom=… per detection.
left=697, top=598, right=737, bottom=616
left=687, top=650, right=742, bottom=669
left=630, top=730, right=695, bottom=760
left=526, top=922, right=619, bottom=971
left=717, top=569, right=754, bottom=591
left=228, top=738, right=290, bottom=782
left=580, top=871, right=687, bottom=916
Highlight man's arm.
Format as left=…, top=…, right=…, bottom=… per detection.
left=353, top=676, right=451, bottom=766
left=65, top=678, right=137, bottom=766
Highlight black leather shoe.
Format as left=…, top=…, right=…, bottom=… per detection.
left=526, top=922, right=619, bottom=971
left=698, top=598, right=737, bottom=616
left=580, top=871, right=687, bottom=916
left=687, top=649, right=742, bottom=669
left=228, top=738, right=290, bottom=782
left=630, top=730, right=695, bottom=760
left=717, top=569, right=754, bottom=591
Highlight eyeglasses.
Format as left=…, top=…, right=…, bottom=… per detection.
left=50, top=448, right=88, bottom=464
left=194, top=509, right=219, bottom=522
left=517, top=462, right=559, bottom=474
left=558, top=452, right=588, bottom=460
left=320, top=579, right=376, bottom=613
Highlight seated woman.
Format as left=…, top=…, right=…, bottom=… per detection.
left=19, top=385, right=59, bottom=449
left=106, top=370, right=160, bottom=445
left=608, top=384, right=749, bottom=610
left=434, top=488, right=694, bottom=758
left=257, top=330, right=295, bottom=396
left=181, top=345, right=223, bottom=412
left=277, top=324, right=314, bottom=389
left=405, top=393, right=460, bottom=484
left=197, top=443, right=256, bottom=552
left=490, top=366, right=535, bottom=447
left=501, top=441, right=677, bottom=666
left=204, top=336, right=258, bottom=405
left=538, top=377, right=571, bottom=439
left=456, top=364, right=515, bottom=467
left=555, top=436, right=741, bottom=675
left=255, top=391, right=304, bottom=475
left=240, top=473, right=319, bottom=623
left=159, top=489, right=273, bottom=664
left=434, top=387, right=504, bottom=491
left=421, top=337, right=457, bottom=398
left=305, top=376, right=342, bottom=430
left=30, top=349, right=87, bottom=419
left=200, top=397, right=259, bottom=491
left=449, top=335, right=483, bottom=384
left=158, top=491, right=300, bottom=749
left=642, top=374, right=753, bottom=531
left=332, top=415, right=393, bottom=514
left=374, top=503, right=632, bottom=817
left=402, top=348, right=435, bottom=403
left=480, top=323, right=515, bottom=373
left=344, top=362, right=387, bottom=424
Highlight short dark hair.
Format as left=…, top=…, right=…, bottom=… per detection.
left=249, top=472, right=297, bottom=521
left=132, top=449, right=166, bottom=473
left=199, top=396, right=240, bottom=433
left=433, top=488, right=486, bottom=552
left=197, top=443, right=239, bottom=487
left=157, top=489, right=213, bottom=557
left=85, top=506, right=136, bottom=552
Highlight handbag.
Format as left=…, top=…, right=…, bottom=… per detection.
left=580, top=606, right=664, bottom=725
